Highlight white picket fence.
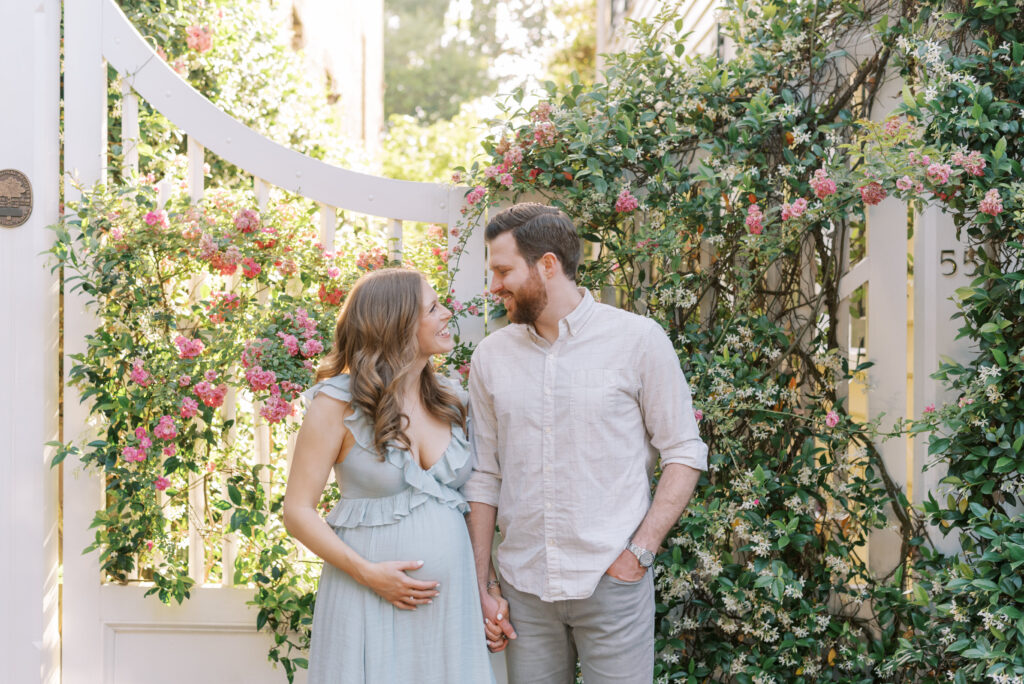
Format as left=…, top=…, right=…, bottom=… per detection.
left=61, top=1, right=492, bottom=683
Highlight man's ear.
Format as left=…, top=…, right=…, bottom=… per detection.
left=538, top=252, right=561, bottom=279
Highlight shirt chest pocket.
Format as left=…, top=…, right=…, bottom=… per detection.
left=569, top=368, right=631, bottom=425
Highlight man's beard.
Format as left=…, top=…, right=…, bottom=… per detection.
left=506, top=267, right=548, bottom=325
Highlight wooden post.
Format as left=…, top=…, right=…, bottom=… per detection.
left=912, top=205, right=975, bottom=554
left=0, top=1, right=62, bottom=683
left=63, top=1, right=110, bottom=683
left=865, top=195, right=909, bottom=578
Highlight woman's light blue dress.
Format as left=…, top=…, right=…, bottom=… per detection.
left=302, top=374, right=495, bottom=684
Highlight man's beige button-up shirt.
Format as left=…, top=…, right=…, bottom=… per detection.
left=463, top=290, right=708, bottom=601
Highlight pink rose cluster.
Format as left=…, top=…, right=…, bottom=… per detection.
left=174, top=335, right=205, bottom=359
left=233, top=208, right=260, bottom=234
left=130, top=358, right=152, bottom=387
left=533, top=121, right=556, bottom=147
left=194, top=379, right=228, bottom=408
left=245, top=366, right=277, bottom=392
left=809, top=169, right=837, bottom=199
left=207, top=292, right=241, bottom=324
left=153, top=415, right=178, bottom=441
left=925, top=163, right=953, bottom=185
left=780, top=197, right=808, bottom=222
left=825, top=410, right=840, bottom=428
left=122, top=426, right=153, bottom=463
left=185, top=25, right=213, bottom=53
left=180, top=396, right=199, bottom=419
left=979, top=189, right=1003, bottom=216
left=260, top=396, right=296, bottom=424
left=615, top=189, right=639, bottom=214
left=144, top=210, right=169, bottom=230
left=859, top=181, right=887, bottom=206
left=355, top=246, right=388, bottom=271
left=466, top=186, right=486, bottom=206
left=745, top=203, right=764, bottom=235
left=241, top=257, right=261, bottom=279
left=952, top=149, right=986, bottom=177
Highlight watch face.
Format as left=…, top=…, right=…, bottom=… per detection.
left=640, top=550, right=655, bottom=567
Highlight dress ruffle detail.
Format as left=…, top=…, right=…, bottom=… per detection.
left=304, top=374, right=471, bottom=529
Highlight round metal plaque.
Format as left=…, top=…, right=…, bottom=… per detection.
left=0, top=169, right=33, bottom=228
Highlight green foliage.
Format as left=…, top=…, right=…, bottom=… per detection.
left=874, top=3, right=1024, bottom=681
left=380, top=105, right=488, bottom=183
left=383, top=0, right=553, bottom=123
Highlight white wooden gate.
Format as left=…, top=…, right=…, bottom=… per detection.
left=60, top=1, right=495, bottom=683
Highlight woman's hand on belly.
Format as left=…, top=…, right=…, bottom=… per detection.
left=355, top=559, right=441, bottom=610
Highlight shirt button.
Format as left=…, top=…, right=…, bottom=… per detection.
left=547, top=354, right=554, bottom=361
left=545, top=502, right=552, bottom=510
left=547, top=539, right=555, bottom=547
left=544, top=426, right=551, bottom=434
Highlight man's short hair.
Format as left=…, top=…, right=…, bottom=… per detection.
left=484, top=203, right=581, bottom=281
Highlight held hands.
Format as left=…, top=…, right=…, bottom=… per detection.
left=481, top=584, right=516, bottom=652
left=605, top=548, right=647, bottom=582
left=358, top=560, right=440, bottom=611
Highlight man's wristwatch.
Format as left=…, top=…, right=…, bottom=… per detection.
left=627, top=541, right=655, bottom=568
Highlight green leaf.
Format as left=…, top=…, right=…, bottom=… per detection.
left=993, top=137, right=1006, bottom=161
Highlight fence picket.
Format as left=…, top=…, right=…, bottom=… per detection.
left=120, top=79, right=139, bottom=178
left=319, top=204, right=337, bottom=251
left=388, top=218, right=403, bottom=261
left=188, top=136, right=205, bottom=204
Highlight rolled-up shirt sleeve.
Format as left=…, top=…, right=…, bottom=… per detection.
left=638, top=320, right=708, bottom=471
left=462, top=349, right=502, bottom=506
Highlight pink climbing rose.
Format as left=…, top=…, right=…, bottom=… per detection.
left=233, top=208, right=260, bottom=233
left=745, top=203, right=764, bottom=234
left=825, top=410, right=839, bottom=428
left=174, top=335, right=205, bottom=359
left=979, top=189, right=1003, bottom=216
left=809, top=169, right=837, bottom=199
left=615, top=189, right=639, bottom=213
left=129, top=359, right=152, bottom=387
left=926, top=163, right=952, bottom=185
left=859, top=182, right=887, bottom=206
left=153, top=415, right=178, bottom=441
left=180, top=396, right=199, bottom=419
left=781, top=197, right=808, bottom=221
left=466, top=186, right=486, bottom=206
left=185, top=25, right=213, bottom=53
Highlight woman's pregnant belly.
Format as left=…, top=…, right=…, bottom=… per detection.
left=336, top=497, right=472, bottom=586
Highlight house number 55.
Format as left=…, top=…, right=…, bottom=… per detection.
left=939, top=248, right=980, bottom=277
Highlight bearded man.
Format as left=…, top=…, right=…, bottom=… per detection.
left=463, top=203, right=708, bottom=684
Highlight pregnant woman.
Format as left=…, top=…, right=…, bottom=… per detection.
left=283, top=267, right=495, bottom=683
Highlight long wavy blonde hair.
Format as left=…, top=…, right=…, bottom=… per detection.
left=314, top=268, right=467, bottom=457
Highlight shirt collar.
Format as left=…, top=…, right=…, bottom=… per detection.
left=523, top=288, right=598, bottom=343
left=560, top=288, right=597, bottom=337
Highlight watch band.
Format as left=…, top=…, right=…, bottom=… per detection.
left=627, top=541, right=655, bottom=567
